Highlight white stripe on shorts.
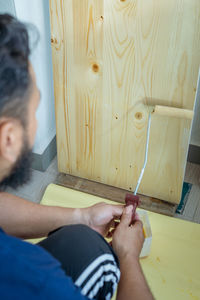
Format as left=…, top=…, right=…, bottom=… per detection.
left=88, top=273, right=119, bottom=299
left=75, top=253, right=117, bottom=287
left=81, top=263, right=120, bottom=296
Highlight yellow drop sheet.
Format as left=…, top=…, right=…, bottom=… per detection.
left=37, top=184, right=200, bottom=300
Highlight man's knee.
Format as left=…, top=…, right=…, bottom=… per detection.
left=70, top=225, right=120, bottom=299
left=39, top=225, right=120, bottom=299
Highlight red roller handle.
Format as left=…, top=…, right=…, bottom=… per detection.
left=125, top=193, right=140, bottom=223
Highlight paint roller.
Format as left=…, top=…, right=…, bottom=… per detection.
left=125, top=104, right=193, bottom=222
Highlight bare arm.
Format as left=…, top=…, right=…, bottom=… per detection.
left=117, top=253, right=154, bottom=300
left=0, top=192, right=123, bottom=239
left=0, top=192, right=83, bottom=239
left=112, top=206, right=154, bottom=300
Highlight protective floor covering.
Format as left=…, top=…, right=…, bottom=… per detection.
left=29, top=184, right=200, bottom=300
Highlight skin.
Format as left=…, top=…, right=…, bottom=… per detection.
left=112, top=206, right=154, bottom=300
left=0, top=64, right=154, bottom=299
left=0, top=65, right=39, bottom=181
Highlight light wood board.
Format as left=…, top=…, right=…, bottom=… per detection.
left=49, top=0, right=200, bottom=204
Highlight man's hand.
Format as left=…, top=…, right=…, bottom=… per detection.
left=112, top=206, right=154, bottom=300
left=112, top=205, right=144, bottom=261
left=81, top=202, right=124, bottom=237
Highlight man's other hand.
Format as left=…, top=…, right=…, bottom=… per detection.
left=82, top=202, right=123, bottom=237
left=112, top=205, right=144, bottom=261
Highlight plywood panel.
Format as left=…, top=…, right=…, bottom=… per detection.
left=49, top=0, right=200, bottom=204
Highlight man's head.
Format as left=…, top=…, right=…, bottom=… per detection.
left=0, top=14, right=40, bottom=190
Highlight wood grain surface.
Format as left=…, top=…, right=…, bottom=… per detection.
left=49, top=0, right=200, bottom=204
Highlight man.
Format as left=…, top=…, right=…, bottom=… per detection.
left=0, top=14, right=154, bottom=299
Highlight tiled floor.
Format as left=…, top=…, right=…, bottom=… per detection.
left=5, top=157, right=200, bottom=223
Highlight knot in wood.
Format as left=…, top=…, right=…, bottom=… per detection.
left=51, top=37, right=58, bottom=44
left=135, top=112, right=143, bottom=120
left=92, top=63, right=99, bottom=73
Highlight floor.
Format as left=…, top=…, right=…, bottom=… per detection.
left=5, top=156, right=59, bottom=204
left=5, top=156, right=200, bottom=224
left=175, top=162, right=200, bottom=223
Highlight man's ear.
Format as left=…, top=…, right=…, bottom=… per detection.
left=0, top=119, right=23, bottom=163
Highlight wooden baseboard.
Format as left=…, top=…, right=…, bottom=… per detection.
left=56, top=173, right=177, bottom=216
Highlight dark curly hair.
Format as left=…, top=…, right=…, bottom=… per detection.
left=0, top=14, right=32, bottom=127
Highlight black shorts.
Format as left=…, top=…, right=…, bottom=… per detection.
left=38, top=225, right=120, bottom=300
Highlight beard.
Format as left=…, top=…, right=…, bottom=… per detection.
left=0, top=136, right=33, bottom=191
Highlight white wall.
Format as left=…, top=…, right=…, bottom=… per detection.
left=190, top=75, right=200, bottom=147
left=0, top=0, right=15, bottom=14
left=14, top=0, right=56, bottom=155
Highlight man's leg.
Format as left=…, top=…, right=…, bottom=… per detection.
left=38, top=224, right=120, bottom=300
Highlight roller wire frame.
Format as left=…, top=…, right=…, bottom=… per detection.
left=134, top=113, right=152, bottom=195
